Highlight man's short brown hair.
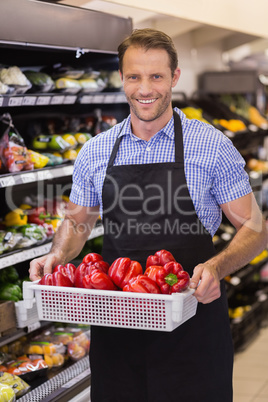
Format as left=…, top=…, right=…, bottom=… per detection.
left=118, top=28, right=178, bottom=75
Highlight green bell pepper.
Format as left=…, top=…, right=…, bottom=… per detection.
left=0, top=283, right=22, bottom=302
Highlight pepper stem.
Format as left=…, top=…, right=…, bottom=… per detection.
left=164, top=273, right=178, bottom=286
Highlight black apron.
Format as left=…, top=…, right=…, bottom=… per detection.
left=90, top=112, right=233, bottom=402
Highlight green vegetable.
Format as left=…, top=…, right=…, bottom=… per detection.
left=0, top=283, right=22, bottom=301
left=17, top=224, right=47, bottom=241
left=0, top=266, right=19, bottom=284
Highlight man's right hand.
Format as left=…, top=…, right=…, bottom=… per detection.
left=29, top=253, right=62, bottom=281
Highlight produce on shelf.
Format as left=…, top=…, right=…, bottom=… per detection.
left=0, top=283, right=22, bottom=302
left=213, top=118, right=247, bottom=132
left=27, top=149, right=50, bottom=169
left=23, top=70, right=55, bottom=93
left=181, top=106, right=210, bottom=123
left=0, top=383, right=15, bottom=402
left=4, top=209, right=27, bottom=227
left=0, top=114, right=34, bottom=173
left=0, top=371, right=30, bottom=397
left=221, top=94, right=268, bottom=129
left=247, top=158, right=268, bottom=173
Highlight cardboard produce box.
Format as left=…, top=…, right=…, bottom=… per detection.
left=0, top=300, right=16, bottom=335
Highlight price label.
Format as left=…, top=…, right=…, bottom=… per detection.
left=104, top=94, right=116, bottom=104
left=22, top=96, right=36, bottom=106
left=0, top=175, right=15, bottom=188
left=21, top=172, right=36, bottom=183
left=63, top=165, right=74, bottom=176
left=36, top=96, right=51, bottom=105
left=93, top=94, right=104, bottom=104
left=0, top=97, right=3, bottom=107
left=8, top=97, right=23, bottom=106
left=64, top=95, right=77, bottom=104
left=51, top=95, right=65, bottom=105
left=37, top=170, right=53, bottom=181
left=80, top=95, right=93, bottom=104
left=115, top=94, right=127, bottom=103
left=27, top=322, right=41, bottom=333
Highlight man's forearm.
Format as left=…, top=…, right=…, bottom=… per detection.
left=210, top=219, right=267, bottom=280
left=50, top=217, right=92, bottom=265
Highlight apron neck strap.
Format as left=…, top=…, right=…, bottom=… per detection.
left=108, top=110, right=184, bottom=167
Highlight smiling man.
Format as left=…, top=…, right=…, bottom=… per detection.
left=29, top=29, right=267, bottom=402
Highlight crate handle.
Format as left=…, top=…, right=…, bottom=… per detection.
left=23, top=280, right=38, bottom=309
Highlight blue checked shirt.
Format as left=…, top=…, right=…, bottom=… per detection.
left=70, top=107, right=252, bottom=236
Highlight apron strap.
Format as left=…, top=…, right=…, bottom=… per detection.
left=108, top=110, right=184, bottom=167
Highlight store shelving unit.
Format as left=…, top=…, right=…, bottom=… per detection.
left=0, top=1, right=131, bottom=400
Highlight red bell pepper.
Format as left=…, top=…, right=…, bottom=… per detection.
left=27, top=206, right=50, bottom=226
left=146, top=249, right=175, bottom=268
left=144, top=265, right=163, bottom=282
left=82, top=252, right=103, bottom=264
left=74, top=260, right=110, bottom=288
left=87, top=260, right=110, bottom=274
left=108, top=257, right=143, bottom=289
left=123, top=275, right=161, bottom=294
left=83, top=268, right=117, bottom=290
left=156, top=261, right=190, bottom=294
left=39, top=271, right=73, bottom=287
left=53, top=263, right=76, bottom=284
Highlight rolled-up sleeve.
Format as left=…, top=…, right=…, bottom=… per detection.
left=211, top=135, right=252, bottom=205
left=69, top=143, right=99, bottom=207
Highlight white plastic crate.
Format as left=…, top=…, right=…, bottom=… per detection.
left=23, top=281, right=198, bottom=332
left=15, top=298, right=39, bottom=328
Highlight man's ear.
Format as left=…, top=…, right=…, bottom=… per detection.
left=172, top=68, right=181, bottom=87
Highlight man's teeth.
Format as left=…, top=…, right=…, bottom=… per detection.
left=138, top=99, right=156, bottom=104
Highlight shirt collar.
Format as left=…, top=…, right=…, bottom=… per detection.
left=118, top=107, right=185, bottom=141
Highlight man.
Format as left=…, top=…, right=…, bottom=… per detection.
left=30, top=29, right=267, bottom=401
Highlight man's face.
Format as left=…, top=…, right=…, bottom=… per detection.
left=120, top=46, right=180, bottom=123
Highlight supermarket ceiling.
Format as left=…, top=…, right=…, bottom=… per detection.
left=46, top=0, right=268, bottom=73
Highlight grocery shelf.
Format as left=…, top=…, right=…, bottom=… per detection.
left=0, top=91, right=127, bottom=109
left=17, top=357, right=91, bottom=402
left=0, top=163, right=74, bottom=188
left=0, top=224, right=104, bottom=269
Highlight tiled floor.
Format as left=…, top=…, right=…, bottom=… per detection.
left=233, top=323, right=268, bottom=401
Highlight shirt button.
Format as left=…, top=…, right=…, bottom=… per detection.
left=146, top=146, right=151, bottom=151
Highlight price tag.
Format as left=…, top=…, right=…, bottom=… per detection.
left=104, top=94, right=116, bottom=103
left=36, top=96, right=51, bottom=105
left=22, top=96, right=36, bottom=106
left=27, top=322, right=41, bottom=333
left=8, top=97, right=23, bottom=106
left=0, top=97, right=3, bottom=107
left=51, top=95, right=65, bottom=105
left=21, top=172, right=36, bottom=183
left=63, top=165, right=74, bottom=176
left=64, top=95, right=77, bottom=104
left=0, top=257, right=11, bottom=269
left=80, top=95, right=93, bottom=104
left=115, top=94, right=127, bottom=103
left=0, top=175, right=15, bottom=188
left=37, top=170, right=53, bottom=181
left=93, top=94, right=104, bottom=104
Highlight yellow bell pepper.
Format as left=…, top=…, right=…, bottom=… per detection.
left=4, top=208, right=27, bottom=227
left=45, top=215, right=62, bottom=231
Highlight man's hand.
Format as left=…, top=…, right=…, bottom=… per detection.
left=190, top=262, right=221, bottom=304
left=29, top=253, right=61, bottom=281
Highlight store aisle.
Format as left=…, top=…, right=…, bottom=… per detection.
left=233, top=324, right=268, bottom=401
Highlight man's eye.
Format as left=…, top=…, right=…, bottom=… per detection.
left=154, top=75, right=161, bottom=79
